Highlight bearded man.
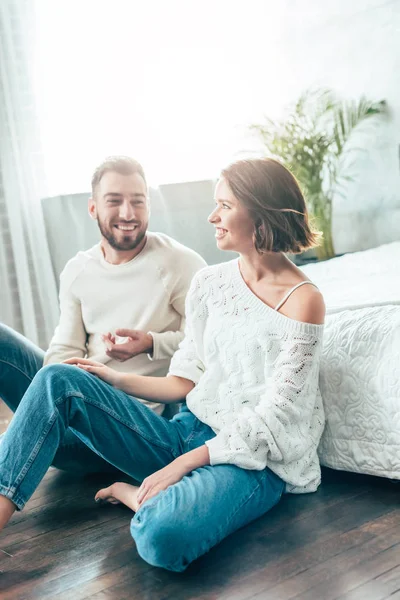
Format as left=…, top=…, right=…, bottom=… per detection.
left=0, top=156, right=206, bottom=472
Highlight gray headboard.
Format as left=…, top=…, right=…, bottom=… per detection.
left=41, top=180, right=236, bottom=283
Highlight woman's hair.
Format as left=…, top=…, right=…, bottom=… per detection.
left=221, top=158, right=321, bottom=254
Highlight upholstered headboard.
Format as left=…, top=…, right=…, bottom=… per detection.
left=42, top=176, right=400, bottom=285
left=41, top=180, right=236, bottom=283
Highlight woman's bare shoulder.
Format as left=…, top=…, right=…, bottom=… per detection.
left=281, top=283, right=326, bottom=325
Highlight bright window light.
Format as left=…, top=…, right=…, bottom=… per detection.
left=33, top=0, right=287, bottom=194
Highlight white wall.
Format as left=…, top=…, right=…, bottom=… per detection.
left=260, top=0, right=400, bottom=253
left=33, top=1, right=400, bottom=259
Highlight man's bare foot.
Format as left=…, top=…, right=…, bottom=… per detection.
left=95, top=482, right=140, bottom=512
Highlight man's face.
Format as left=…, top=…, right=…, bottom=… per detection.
left=89, top=171, right=149, bottom=252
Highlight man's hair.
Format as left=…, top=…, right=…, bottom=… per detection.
left=91, top=156, right=147, bottom=196
left=221, top=158, right=321, bottom=254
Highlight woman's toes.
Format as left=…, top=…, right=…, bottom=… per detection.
left=95, top=482, right=140, bottom=512
left=95, top=484, right=121, bottom=505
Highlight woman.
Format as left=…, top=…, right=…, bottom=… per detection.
left=0, top=158, right=325, bottom=572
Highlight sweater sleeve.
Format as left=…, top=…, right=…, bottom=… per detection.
left=205, top=332, right=323, bottom=470
left=148, top=252, right=207, bottom=361
left=167, top=274, right=206, bottom=384
left=44, top=261, right=88, bottom=364
left=147, top=330, right=185, bottom=363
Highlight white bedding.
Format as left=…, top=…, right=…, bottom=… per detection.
left=302, top=242, right=400, bottom=479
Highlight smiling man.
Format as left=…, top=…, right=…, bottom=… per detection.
left=46, top=156, right=207, bottom=415
left=0, top=156, right=206, bottom=473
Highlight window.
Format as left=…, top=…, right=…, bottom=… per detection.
left=33, top=0, right=286, bottom=194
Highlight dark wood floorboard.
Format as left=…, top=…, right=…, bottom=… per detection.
left=0, top=401, right=399, bottom=599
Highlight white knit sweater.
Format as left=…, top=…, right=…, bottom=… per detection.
left=169, top=260, right=325, bottom=493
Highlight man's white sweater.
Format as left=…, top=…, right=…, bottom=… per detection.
left=45, top=232, right=206, bottom=413
left=169, top=260, right=325, bottom=493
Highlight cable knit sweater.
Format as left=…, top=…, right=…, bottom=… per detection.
left=168, top=260, right=325, bottom=493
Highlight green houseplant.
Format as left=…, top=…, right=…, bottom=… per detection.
left=250, top=90, right=387, bottom=260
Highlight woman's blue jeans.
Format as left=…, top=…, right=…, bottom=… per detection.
left=0, top=348, right=284, bottom=572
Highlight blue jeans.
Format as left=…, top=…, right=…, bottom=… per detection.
left=0, top=323, right=119, bottom=473
left=0, top=362, right=284, bottom=572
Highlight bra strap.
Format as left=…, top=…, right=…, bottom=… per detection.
left=274, top=281, right=318, bottom=312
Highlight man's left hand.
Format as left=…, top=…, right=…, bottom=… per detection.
left=102, top=329, right=153, bottom=361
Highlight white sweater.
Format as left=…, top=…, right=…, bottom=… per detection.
left=169, top=260, right=325, bottom=493
left=45, top=232, right=206, bottom=413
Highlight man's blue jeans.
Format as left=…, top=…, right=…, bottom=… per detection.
left=0, top=323, right=120, bottom=473
left=0, top=334, right=284, bottom=572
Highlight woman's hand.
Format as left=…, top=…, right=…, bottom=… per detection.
left=137, top=460, right=190, bottom=507
left=137, top=445, right=211, bottom=507
left=63, top=357, right=122, bottom=387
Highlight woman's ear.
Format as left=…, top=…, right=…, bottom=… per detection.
left=254, top=220, right=270, bottom=254
left=256, top=221, right=266, bottom=237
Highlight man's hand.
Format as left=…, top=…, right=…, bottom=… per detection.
left=63, top=357, right=123, bottom=388
left=101, top=329, right=153, bottom=362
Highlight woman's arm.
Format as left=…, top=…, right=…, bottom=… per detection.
left=136, top=445, right=210, bottom=506
left=205, top=328, right=324, bottom=470
left=63, top=357, right=194, bottom=403
left=64, top=273, right=206, bottom=403
left=119, top=372, right=194, bottom=402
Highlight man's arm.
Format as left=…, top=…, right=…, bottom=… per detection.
left=101, top=327, right=184, bottom=362
left=44, top=265, right=88, bottom=365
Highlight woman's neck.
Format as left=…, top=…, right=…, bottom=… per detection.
left=238, top=251, right=292, bottom=283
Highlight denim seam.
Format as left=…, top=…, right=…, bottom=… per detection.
left=0, top=484, right=25, bottom=511
left=183, top=418, right=208, bottom=449
left=0, top=358, right=37, bottom=382
left=54, top=392, right=180, bottom=458
left=184, top=430, right=198, bottom=448
left=2, top=412, right=58, bottom=509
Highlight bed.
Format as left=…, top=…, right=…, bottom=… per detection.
left=301, top=242, right=400, bottom=480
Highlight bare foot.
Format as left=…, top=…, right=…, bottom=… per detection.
left=95, top=482, right=140, bottom=512
left=0, top=495, right=16, bottom=531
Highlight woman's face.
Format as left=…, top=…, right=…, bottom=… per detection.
left=208, top=177, right=256, bottom=254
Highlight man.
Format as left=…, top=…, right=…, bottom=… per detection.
left=0, top=155, right=206, bottom=472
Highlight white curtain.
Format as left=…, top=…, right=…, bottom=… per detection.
left=0, top=0, right=58, bottom=348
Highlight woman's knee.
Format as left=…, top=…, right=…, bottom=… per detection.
left=130, top=494, right=194, bottom=572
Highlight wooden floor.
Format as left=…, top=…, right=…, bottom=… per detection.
left=0, top=403, right=399, bottom=600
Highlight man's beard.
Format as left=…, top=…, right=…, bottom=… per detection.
left=97, top=220, right=147, bottom=251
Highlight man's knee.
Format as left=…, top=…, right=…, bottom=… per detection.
left=0, top=323, right=20, bottom=352
left=31, top=363, right=82, bottom=399
left=0, top=323, right=43, bottom=370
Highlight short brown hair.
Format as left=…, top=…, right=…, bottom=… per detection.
left=221, top=158, right=321, bottom=254
left=91, top=156, right=147, bottom=196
